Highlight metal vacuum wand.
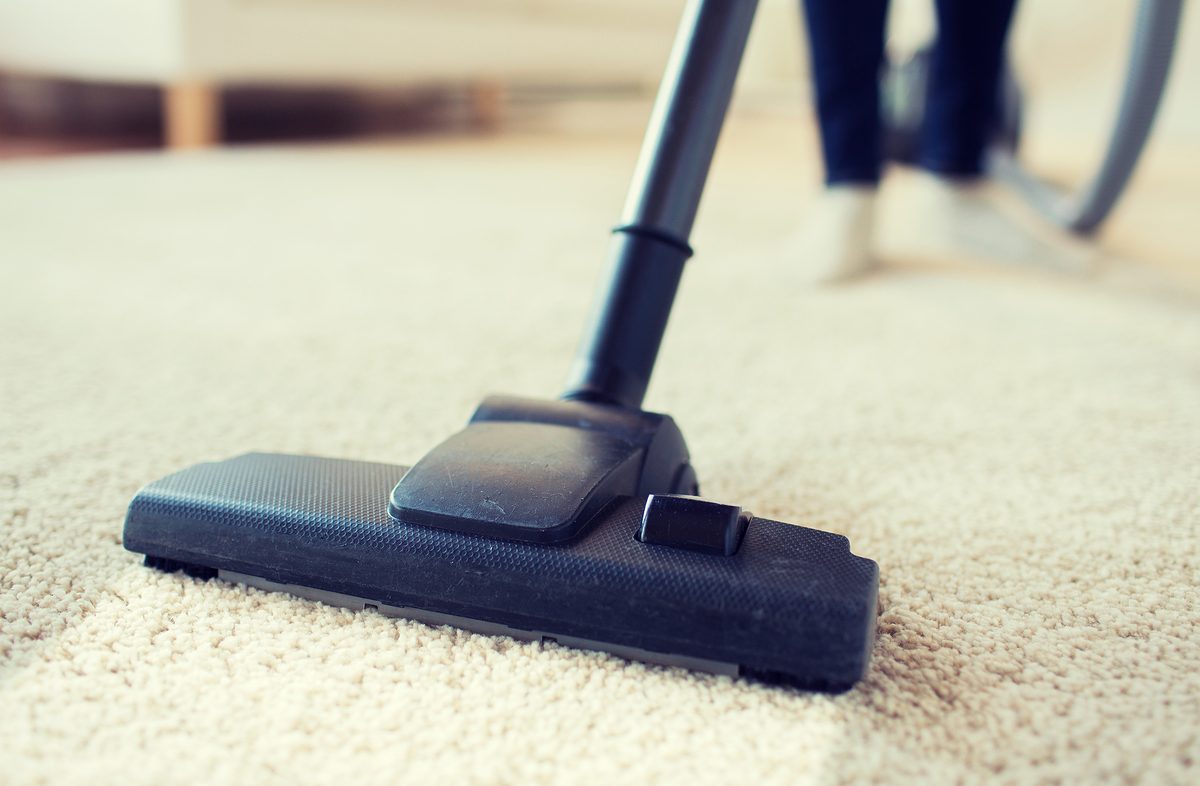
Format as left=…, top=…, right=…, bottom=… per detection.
left=563, top=0, right=759, bottom=410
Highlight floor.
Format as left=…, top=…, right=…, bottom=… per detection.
left=1, top=114, right=1198, bottom=785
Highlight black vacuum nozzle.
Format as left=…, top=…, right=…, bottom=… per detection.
left=125, top=446, right=878, bottom=692
left=123, top=0, right=881, bottom=692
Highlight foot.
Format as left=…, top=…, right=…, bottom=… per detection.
left=792, top=185, right=879, bottom=283
left=893, top=171, right=1096, bottom=275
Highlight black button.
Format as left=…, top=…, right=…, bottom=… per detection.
left=636, top=494, right=750, bottom=556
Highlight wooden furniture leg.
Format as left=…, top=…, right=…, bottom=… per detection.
left=469, top=81, right=505, bottom=131
left=163, top=81, right=220, bottom=150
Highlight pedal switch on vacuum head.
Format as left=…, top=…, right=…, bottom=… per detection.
left=637, top=494, right=749, bottom=556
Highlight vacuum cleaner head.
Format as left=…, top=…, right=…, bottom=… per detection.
left=124, top=399, right=878, bottom=691
left=123, top=0, right=880, bottom=693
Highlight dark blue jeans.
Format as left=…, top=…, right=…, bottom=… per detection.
left=802, top=0, right=1018, bottom=185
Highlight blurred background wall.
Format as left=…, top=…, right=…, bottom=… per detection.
left=0, top=0, right=1195, bottom=157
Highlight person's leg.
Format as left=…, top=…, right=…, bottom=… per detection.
left=802, top=0, right=891, bottom=185
left=795, top=0, right=889, bottom=282
left=920, top=0, right=1018, bottom=177
left=904, top=0, right=1092, bottom=275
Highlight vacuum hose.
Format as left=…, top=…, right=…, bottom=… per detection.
left=990, top=0, right=1184, bottom=234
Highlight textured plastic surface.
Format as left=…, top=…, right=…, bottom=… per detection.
left=123, top=453, right=878, bottom=691
left=637, top=494, right=749, bottom=556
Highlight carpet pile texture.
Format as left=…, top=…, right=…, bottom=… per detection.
left=2, top=132, right=1197, bottom=785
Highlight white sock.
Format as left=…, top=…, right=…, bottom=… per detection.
left=894, top=171, right=1096, bottom=275
left=793, top=185, right=879, bottom=283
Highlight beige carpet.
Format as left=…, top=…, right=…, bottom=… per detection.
left=2, top=120, right=1199, bottom=785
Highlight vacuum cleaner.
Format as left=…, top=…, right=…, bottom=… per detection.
left=123, top=0, right=880, bottom=693
left=123, top=0, right=1183, bottom=693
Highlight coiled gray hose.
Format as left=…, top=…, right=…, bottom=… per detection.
left=990, top=0, right=1185, bottom=234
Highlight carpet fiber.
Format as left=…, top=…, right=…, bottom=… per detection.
left=2, top=127, right=1198, bottom=785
